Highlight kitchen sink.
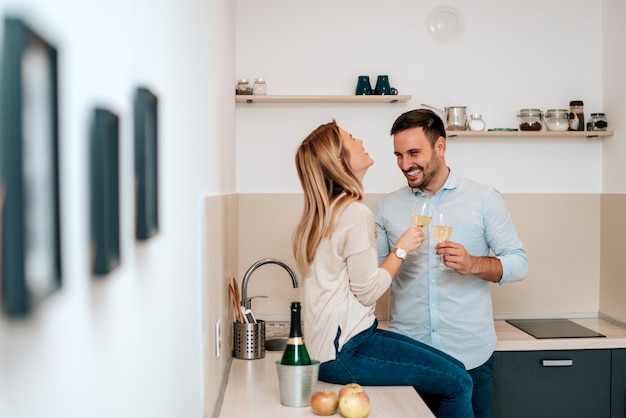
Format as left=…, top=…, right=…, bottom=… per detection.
left=265, top=338, right=287, bottom=351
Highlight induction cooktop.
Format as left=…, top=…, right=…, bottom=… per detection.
left=505, top=318, right=606, bottom=339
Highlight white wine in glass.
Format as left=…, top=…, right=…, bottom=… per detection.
left=432, top=212, right=452, bottom=270
left=411, top=198, right=431, bottom=228
left=431, top=225, right=452, bottom=243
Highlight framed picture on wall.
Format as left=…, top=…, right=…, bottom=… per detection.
left=133, top=86, right=159, bottom=241
left=90, top=108, right=121, bottom=275
left=0, top=17, right=62, bottom=317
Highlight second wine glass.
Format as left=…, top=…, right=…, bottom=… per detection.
left=431, top=212, right=452, bottom=270
left=411, top=198, right=432, bottom=229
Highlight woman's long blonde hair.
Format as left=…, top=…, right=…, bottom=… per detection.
left=293, top=121, right=364, bottom=275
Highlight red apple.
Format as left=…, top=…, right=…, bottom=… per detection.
left=338, top=383, right=365, bottom=400
left=310, top=390, right=339, bottom=416
left=338, top=391, right=370, bottom=418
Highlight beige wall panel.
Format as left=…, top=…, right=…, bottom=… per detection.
left=203, top=194, right=239, bottom=417
left=238, top=193, right=604, bottom=319
left=600, top=194, right=626, bottom=323
left=490, top=194, right=600, bottom=316
left=237, top=194, right=303, bottom=318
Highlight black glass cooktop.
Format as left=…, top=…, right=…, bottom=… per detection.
left=506, top=318, right=606, bottom=339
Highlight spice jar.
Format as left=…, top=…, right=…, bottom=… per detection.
left=517, top=108, right=543, bottom=131
left=544, top=109, right=570, bottom=131
left=236, top=79, right=252, bottom=95
left=568, top=100, right=584, bottom=131
left=253, top=78, right=266, bottom=95
left=589, top=113, right=608, bottom=131
left=468, top=114, right=486, bottom=131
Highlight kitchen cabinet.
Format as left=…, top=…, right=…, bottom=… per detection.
left=492, top=319, right=626, bottom=418
left=612, top=349, right=626, bottom=417
left=234, top=94, right=412, bottom=104
left=492, top=349, right=612, bottom=418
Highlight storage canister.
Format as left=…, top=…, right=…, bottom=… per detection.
left=517, top=108, right=543, bottom=131
left=468, top=114, right=486, bottom=131
left=236, top=79, right=252, bottom=95
left=545, top=109, right=570, bottom=131
left=253, top=78, right=267, bottom=95
left=569, top=100, right=584, bottom=131
left=589, top=113, right=607, bottom=131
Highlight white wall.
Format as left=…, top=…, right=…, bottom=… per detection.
left=236, top=0, right=610, bottom=194
left=602, top=0, right=626, bottom=192
left=0, top=1, right=236, bottom=417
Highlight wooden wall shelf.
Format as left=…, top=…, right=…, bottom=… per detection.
left=446, top=130, right=614, bottom=139
left=235, top=94, right=412, bottom=104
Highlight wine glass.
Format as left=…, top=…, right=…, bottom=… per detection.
left=411, top=198, right=431, bottom=229
left=431, top=212, right=452, bottom=270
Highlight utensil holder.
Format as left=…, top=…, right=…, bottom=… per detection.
left=233, top=319, right=265, bottom=359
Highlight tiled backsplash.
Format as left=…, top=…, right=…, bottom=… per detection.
left=264, top=321, right=290, bottom=338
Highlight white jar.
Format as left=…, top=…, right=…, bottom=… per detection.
left=468, top=114, right=485, bottom=131
left=253, top=78, right=266, bottom=95
left=545, top=109, right=570, bottom=131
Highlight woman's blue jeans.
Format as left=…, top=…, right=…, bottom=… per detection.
left=319, top=320, right=474, bottom=418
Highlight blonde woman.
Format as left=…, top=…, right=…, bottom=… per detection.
left=293, top=121, right=474, bottom=418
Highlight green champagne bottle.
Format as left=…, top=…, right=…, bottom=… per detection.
left=280, top=301, right=311, bottom=365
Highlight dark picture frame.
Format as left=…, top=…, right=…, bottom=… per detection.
left=90, top=108, right=120, bottom=275
left=133, top=87, right=159, bottom=241
left=0, top=17, right=62, bottom=317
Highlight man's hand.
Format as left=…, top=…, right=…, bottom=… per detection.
left=435, top=241, right=503, bottom=282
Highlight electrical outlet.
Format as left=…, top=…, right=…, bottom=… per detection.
left=215, top=319, right=221, bottom=357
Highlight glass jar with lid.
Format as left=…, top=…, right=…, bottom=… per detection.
left=544, top=109, right=570, bottom=131
left=253, top=78, right=266, bottom=95
left=468, top=114, right=486, bottom=131
left=569, top=100, right=584, bottom=131
left=589, top=113, right=608, bottom=131
left=517, top=108, right=543, bottom=131
left=236, top=79, right=252, bottom=95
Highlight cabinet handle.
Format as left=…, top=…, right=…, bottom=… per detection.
left=541, top=359, right=573, bottom=367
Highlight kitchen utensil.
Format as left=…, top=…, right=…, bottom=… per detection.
left=230, top=276, right=241, bottom=302
left=355, top=75, right=372, bottom=95
left=229, top=284, right=243, bottom=322
left=444, top=106, right=467, bottom=130
left=234, top=320, right=266, bottom=359
left=229, top=276, right=245, bottom=323
left=421, top=104, right=467, bottom=130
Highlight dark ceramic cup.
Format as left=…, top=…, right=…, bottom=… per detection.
left=374, top=75, right=398, bottom=95
left=355, top=75, right=372, bottom=95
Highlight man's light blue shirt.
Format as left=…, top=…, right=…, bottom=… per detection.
left=374, top=170, right=528, bottom=369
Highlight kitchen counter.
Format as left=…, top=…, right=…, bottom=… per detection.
left=219, top=351, right=435, bottom=417
left=219, top=318, right=626, bottom=417
left=494, top=317, right=626, bottom=351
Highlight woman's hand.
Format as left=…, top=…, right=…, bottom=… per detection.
left=396, top=226, right=424, bottom=253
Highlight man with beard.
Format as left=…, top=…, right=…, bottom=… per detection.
left=374, top=108, right=528, bottom=418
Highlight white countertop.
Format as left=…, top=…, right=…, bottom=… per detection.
left=219, top=318, right=626, bottom=417
left=219, top=351, right=435, bottom=418
left=494, top=317, right=626, bottom=351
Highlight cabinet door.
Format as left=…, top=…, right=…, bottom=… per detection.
left=612, top=349, right=626, bottom=417
left=492, top=350, right=611, bottom=418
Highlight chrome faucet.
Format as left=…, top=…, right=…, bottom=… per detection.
left=241, top=258, right=299, bottom=309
